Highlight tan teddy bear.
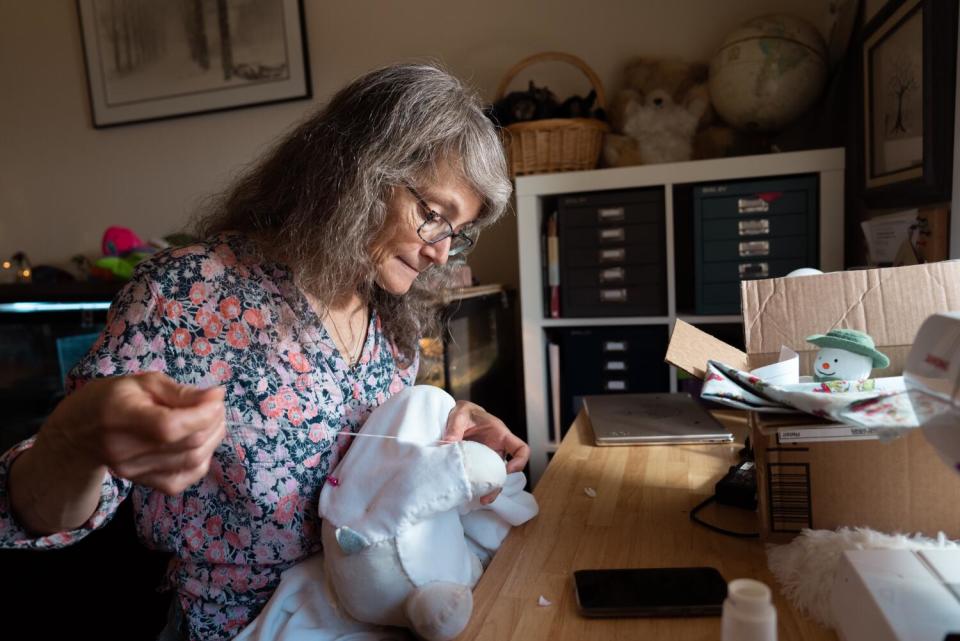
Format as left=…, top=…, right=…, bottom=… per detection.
left=603, top=58, right=736, bottom=167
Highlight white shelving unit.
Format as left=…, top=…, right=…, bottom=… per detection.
left=516, top=148, right=846, bottom=484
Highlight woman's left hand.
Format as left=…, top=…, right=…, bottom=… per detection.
left=444, top=401, right=530, bottom=504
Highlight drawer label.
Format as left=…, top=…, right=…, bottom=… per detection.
left=599, top=227, right=626, bottom=241
left=599, top=248, right=626, bottom=262
left=738, top=240, right=770, bottom=257
left=600, top=267, right=625, bottom=283
left=738, top=219, right=770, bottom=236
left=603, top=341, right=628, bottom=352
left=597, top=207, right=625, bottom=222
left=600, top=288, right=628, bottom=302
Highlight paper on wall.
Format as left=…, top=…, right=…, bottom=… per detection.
left=861, top=209, right=917, bottom=265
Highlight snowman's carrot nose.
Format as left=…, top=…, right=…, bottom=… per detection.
left=822, top=362, right=831, bottom=369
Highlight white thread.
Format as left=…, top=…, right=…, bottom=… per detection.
left=224, top=420, right=456, bottom=445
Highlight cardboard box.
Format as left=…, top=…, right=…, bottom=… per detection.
left=666, top=261, right=960, bottom=541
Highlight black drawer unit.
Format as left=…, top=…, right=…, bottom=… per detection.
left=557, top=188, right=667, bottom=317
left=693, top=175, right=818, bottom=314
left=557, top=325, right=670, bottom=435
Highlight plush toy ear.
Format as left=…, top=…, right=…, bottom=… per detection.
left=335, top=526, right=371, bottom=554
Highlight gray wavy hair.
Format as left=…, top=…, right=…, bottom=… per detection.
left=196, top=63, right=512, bottom=365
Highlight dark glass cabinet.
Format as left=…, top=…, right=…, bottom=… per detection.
left=417, top=286, right=525, bottom=443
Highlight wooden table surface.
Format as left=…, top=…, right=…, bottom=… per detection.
left=457, top=411, right=837, bottom=641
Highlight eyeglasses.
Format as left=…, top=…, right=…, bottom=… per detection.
left=405, top=185, right=478, bottom=257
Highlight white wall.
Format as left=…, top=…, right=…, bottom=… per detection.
left=0, top=0, right=832, bottom=288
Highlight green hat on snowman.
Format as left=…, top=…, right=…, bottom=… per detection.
left=806, top=329, right=890, bottom=381
left=806, top=329, right=890, bottom=368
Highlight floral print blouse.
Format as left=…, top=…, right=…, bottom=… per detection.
left=0, top=233, right=418, bottom=640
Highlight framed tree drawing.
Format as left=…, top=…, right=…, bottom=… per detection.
left=77, top=0, right=311, bottom=128
left=862, top=0, right=957, bottom=207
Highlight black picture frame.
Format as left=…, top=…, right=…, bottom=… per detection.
left=77, top=0, right=312, bottom=129
left=862, top=0, right=957, bottom=207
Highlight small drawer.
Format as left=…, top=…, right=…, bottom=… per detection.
left=566, top=286, right=650, bottom=307
left=559, top=202, right=663, bottom=228
left=564, top=244, right=664, bottom=268
left=699, top=190, right=809, bottom=219
left=561, top=223, right=663, bottom=249
left=700, top=213, right=809, bottom=240
left=701, top=258, right=809, bottom=283
left=702, top=236, right=809, bottom=262
left=559, top=187, right=663, bottom=208
left=561, top=284, right=667, bottom=317
left=566, top=265, right=662, bottom=288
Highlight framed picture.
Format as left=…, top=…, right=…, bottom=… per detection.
left=862, top=0, right=957, bottom=207
left=77, top=0, right=311, bottom=128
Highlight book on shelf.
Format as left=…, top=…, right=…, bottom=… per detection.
left=543, top=210, right=560, bottom=318
left=548, top=339, right=561, bottom=443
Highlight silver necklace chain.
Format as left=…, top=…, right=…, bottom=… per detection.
left=324, top=308, right=365, bottom=366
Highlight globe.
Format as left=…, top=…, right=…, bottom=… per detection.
left=709, top=14, right=828, bottom=133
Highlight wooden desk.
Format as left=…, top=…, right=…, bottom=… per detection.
left=458, top=412, right=837, bottom=641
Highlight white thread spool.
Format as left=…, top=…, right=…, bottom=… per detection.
left=721, top=578, right=777, bottom=641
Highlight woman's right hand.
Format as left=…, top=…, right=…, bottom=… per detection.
left=40, top=372, right=227, bottom=496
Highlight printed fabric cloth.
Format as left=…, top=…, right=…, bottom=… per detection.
left=0, top=233, right=418, bottom=641
left=700, top=359, right=918, bottom=432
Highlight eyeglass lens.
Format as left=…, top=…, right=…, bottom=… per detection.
left=409, top=186, right=476, bottom=255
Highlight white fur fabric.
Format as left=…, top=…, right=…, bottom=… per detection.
left=622, top=89, right=701, bottom=164
left=766, top=527, right=960, bottom=628
left=233, top=555, right=409, bottom=641
left=460, top=473, right=538, bottom=563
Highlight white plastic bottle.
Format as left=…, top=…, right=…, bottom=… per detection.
left=721, top=578, right=777, bottom=641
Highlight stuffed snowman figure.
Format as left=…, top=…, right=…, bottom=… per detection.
left=806, top=328, right=890, bottom=382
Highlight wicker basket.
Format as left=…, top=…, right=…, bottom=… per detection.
left=495, top=52, right=609, bottom=177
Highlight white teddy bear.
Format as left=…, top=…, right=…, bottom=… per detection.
left=236, top=386, right=538, bottom=641
left=620, top=87, right=706, bottom=164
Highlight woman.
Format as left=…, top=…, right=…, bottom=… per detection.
left=0, top=63, right=528, bottom=641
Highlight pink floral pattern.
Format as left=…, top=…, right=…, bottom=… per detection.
left=0, top=233, right=418, bottom=640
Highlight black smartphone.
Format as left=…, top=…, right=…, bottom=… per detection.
left=573, top=567, right=727, bottom=618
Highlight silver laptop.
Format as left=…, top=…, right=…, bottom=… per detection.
left=583, top=393, right=734, bottom=446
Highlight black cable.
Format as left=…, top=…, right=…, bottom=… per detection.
left=689, top=494, right=759, bottom=539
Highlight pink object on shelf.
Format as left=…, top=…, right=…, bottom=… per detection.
left=102, top=226, right=145, bottom=256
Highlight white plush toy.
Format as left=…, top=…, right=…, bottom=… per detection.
left=806, top=329, right=890, bottom=382
left=621, top=88, right=706, bottom=164
left=236, top=385, right=538, bottom=641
